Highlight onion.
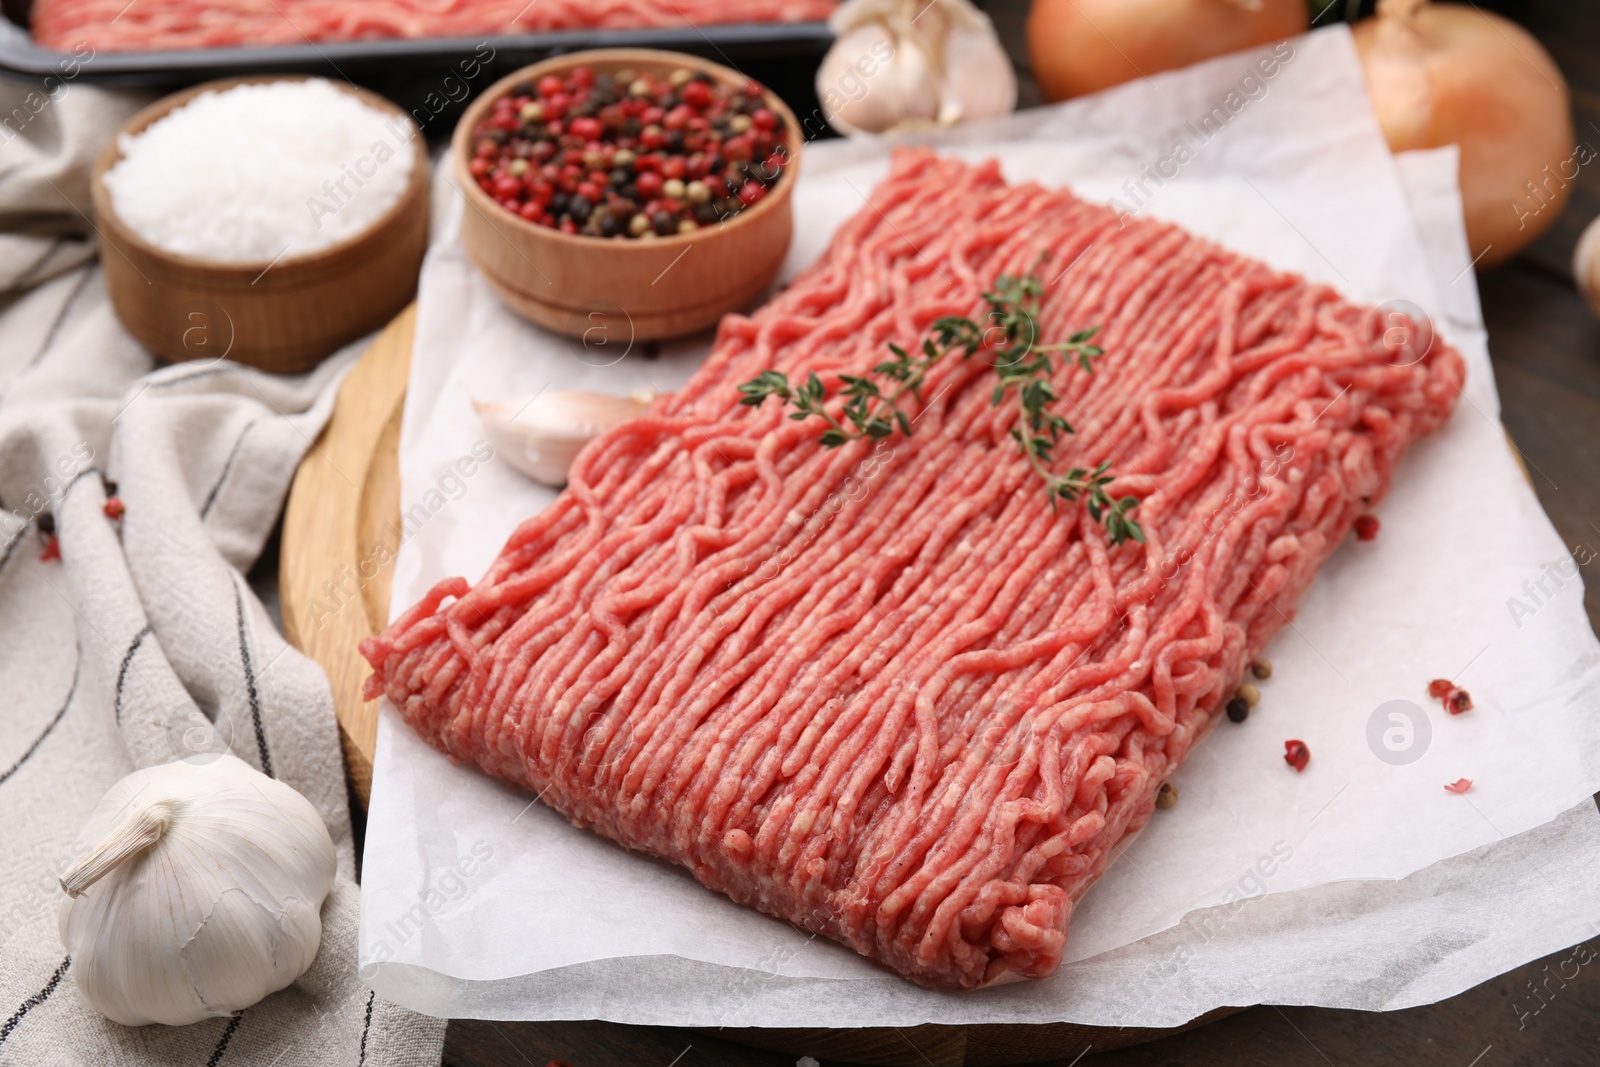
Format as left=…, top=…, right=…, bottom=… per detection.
left=1026, top=0, right=1308, bottom=102
left=1353, top=0, right=1574, bottom=268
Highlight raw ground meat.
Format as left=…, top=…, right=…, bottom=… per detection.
left=32, top=0, right=835, bottom=53
left=362, top=149, right=1464, bottom=988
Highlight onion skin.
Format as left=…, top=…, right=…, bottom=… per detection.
left=1354, top=0, right=1574, bottom=268
left=1026, top=0, right=1308, bottom=102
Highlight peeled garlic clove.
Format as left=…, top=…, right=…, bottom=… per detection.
left=817, top=0, right=1015, bottom=136
left=58, top=754, right=337, bottom=1026
left=474, top=389, right=651, bottom=487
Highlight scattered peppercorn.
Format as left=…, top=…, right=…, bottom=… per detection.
left=1155, top=782, right=1179, bottom=809
left=1427, top=678, right=1472, bottom=714
left=1444, top=778, right=1473, bottom=794
left=37, top=513, right=55, bottom=536
left=1284, top=739, right=1310, bottom=772
left=103, top=497, right=125, bottom=520
left=1354, top=513, right=1380, bottom=541
left=471, top=65, right=790, bottom=239
left=39, top=534, right=60, bottom=562
left=1251, top=657, right=1272, bottom=680
left=1226, top=696, right=1249, bottom=723
left=1238, top=683, right=1260, bottom=708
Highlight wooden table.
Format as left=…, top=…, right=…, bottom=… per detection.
left=257, top=1, right=1600, bottom=1062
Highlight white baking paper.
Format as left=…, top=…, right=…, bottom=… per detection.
left=360, top=25, right=1600, bottom=1024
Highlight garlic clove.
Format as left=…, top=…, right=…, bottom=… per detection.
left=473, top=388, right=652, bottom=488
left=58, top=754, right=336, bottom=1027
left=939, top=18, right=1018, bottom=126
left=818, top=0, right=1015, bottom=137
left=1574, top=215, right=1600, bottom=317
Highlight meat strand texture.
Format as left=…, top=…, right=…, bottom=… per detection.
left=32, top=0, right=835, bottom=52
left=362, top=150, right=1465, bottom=989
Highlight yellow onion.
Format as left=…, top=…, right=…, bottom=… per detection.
left=1026, top=0, right=1308, bottom=102
left=1353, top=0, right=1574, bottom=268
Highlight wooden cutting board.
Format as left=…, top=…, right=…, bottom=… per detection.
left=281, top=303, right=414, bottom=802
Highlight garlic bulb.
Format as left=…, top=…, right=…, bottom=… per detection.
left=474, top=388, right=652, bottom=487
left=58, top=754, right=337, bottom=1026
left=816, top=0, right=1016, bottom=136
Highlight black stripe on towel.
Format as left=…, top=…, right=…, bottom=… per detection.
left=357, top=990, right=376, bottom=1066
left=0, top=651, right=80, bottom=788
left=205, top=1011, right=245, bottom=1067
left=113, top=625, right=153, bottom=724
left=28, top=268, right=94, bottom=372
left=0, top=956, right=71, bottom=1050
left=233, top=582, right=274, bottom=779
left=200, top=420, right=258, bottom=520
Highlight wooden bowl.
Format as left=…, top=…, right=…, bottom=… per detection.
left=91, top=75, right=430, bottom=375
left=451, top=49, right=799, bottom=343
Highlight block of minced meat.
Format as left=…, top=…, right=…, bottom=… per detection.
left=362, top=149, right=1465, bottom=989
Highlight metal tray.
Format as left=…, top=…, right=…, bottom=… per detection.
left=0, top=8, right=834, bottom=136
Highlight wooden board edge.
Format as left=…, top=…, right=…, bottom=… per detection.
left=281, top=302, right=415, bottom=806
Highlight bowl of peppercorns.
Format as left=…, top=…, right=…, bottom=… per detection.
left=453, top=49, right=801, bottom=344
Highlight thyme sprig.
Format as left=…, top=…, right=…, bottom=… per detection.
left=737, top=272, right=1144, bottom=546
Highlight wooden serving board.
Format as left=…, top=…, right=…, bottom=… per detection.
left=278, top=305, right=1251, bottom=1064
left=281, top=303, right=414, bottom=802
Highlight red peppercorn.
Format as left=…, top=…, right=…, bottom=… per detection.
left=568, top=116, right=602, bottom=141
left=103, top=497, right=125, bottom=520
left=491, top=173, right=522, bottom=200
left=1427, top=678, right=1454, bottom=698
left=1283, top=740, right=1310, bottom=772
left=635, top=170, right=664, bottom=198
left=751, top=107, right=777, bottom=131
left=1446, top=688, right=1473, bottom=714
left=468, top=157, right=491, bottom=178
left=568, top=65, right=594, bottom=89
left=737, top=180, right=766, bottom=206
left=682, top=80, right=712, bottom=109
left=1354, top=514, right=1380, bottom=540
left=39, top=534, right=60, bottom=562
left=537, top=74, right=564, bottom=97
left=661, top=155, right=687, bottom=180
left=559, top=219, right=579, bottom=234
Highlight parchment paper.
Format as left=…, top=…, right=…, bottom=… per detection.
left=360, top=26, right=1600, bottom=1024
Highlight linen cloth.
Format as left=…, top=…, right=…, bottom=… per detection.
left=0, top=80, right=446, bottom=1065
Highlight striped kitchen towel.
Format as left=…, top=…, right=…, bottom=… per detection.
left=0, top=80, right=445, bottom=1066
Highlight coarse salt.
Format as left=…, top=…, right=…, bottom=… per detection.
left=103, top=79, right=416, bottom=264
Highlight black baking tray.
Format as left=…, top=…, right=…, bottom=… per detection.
left=0, top=6, right=834, bottom=138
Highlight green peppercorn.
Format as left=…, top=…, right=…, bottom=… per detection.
left=629, top=212, right=651, bottom=237
left=1155, top=782, right=1179, bottom=809
left=1252, top=658, right=1273, bottom=680
left=686, top=180, right=711, bottom=204
left=1238, top=683, right=1260, bottom=708
left=662, top=178, right=687, bottom=200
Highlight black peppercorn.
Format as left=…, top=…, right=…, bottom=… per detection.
left=569, top=195, right=593, bottom=223
left=1226, top=697, right=1249, bottom=723
left=599, top=211, right=623, bottom=238
left=37, top=513, right=55, bottom=535
left=652, top=210, right=676, bottom=236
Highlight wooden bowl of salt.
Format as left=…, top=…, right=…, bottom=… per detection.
left=92, top=76, right=430, bottom=374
